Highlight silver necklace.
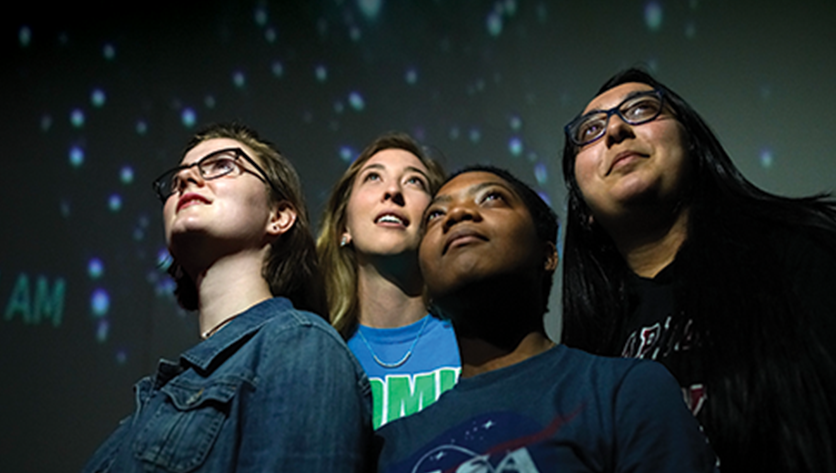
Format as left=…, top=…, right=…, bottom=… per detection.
left=357, top=316, right=430, bottom=368
left=201, top=314, right=238, bottom=340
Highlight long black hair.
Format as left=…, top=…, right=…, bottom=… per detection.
left=561, top=68, right=836, bottom=472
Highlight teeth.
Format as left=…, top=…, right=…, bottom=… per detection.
left=377, top=215, right=404, bottom=225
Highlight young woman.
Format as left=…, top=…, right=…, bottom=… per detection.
left=317, top=132, right=459, bottom=429
left=376, top=166, right=716, bottom=473
left=83, top=123, right=371, bottom=472
left=561, top=68, right=836, bottom=472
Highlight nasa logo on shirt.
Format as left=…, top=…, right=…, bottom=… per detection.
left=388, top=411, right=579, bottom=473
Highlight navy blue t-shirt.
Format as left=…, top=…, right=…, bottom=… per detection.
left=376, top=345, right=716, bottom=473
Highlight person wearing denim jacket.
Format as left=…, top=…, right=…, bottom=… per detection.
left=83, top=123, right=372, bottom=472
left=83, top=297, right=371, bottom=472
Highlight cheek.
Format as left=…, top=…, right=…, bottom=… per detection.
left=418, top=232, right=442, bottom=278
left=343, top=197, right=363, bottom=233
left=407, top=193, right=432, bottom=219
left=652, top=122, right=691, bottom=184
left=222, top=178, right=270, bottom=211
left=344, top=186, right=381, bottom=233
left=243, top=186, right=270, bottom=209
left=507, top=220, right=543, bottom=267
left=162, top=200, right=177, bottom=237
left=573, top=151, right=599, bottom=195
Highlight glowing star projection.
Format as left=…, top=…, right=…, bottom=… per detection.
left=645, top=1, right=663, bottom=31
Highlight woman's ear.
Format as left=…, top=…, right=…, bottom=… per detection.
left=544, top=241, right=559, bottom=272
left=267, top=201, right=297, bottom=236
left=340, top=231, right=352, bottom=247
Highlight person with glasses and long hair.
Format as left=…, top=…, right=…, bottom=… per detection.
left=317, top=132, right=459, bottom=430
left=560, top=68, right=836, bottom=472
left=83, top=123, right=371, bottom=473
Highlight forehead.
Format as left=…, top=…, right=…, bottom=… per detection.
left=182, top=138, right=252, bottom=165
left=361, top=148, right=427, bottom=173
left=436, top=171, right=513, bottom=199
left=583, top=82, right=655, bottom=114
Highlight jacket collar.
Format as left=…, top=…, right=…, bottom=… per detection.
left=180, top=297, right=293, bottom=373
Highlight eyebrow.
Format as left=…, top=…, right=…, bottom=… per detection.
left=584, top=89, right=653, bottom=115
left=360, top=163, right=430, bottom=179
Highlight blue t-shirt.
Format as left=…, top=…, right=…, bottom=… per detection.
left=376, top=345, right=717, bottom=473
left=348, top=315, right=460, bottom=429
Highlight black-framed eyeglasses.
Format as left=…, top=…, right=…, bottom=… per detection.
left=564, top=89, right=666, bottom=146
left=152, top=147, right=280, bottom=202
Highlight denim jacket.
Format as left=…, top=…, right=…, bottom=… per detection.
left=83, top=297, right=372, bottom=472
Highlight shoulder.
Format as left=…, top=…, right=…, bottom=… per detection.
left=555, top=344, right=646, bottom=375
left=247, top=298, right=365, bottom=375
left=552, top=349, right=693, bottom=436
left=555, top=345, right=679, bottom=396
left=424, top=316, right=459, bottom=345
left=425, top=315, right=456, bottom=332
left=256, top=297, right=346, bottom=344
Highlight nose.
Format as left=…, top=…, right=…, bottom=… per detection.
left=442, top=203, right=480, bottom=232
left=174, top=165, right=205, bottom=194
left=383, top=181, right=405, bottom=206
left=604, top=113, right=635, bottom=147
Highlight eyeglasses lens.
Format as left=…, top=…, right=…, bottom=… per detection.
left=571, top=92, right=663, bottom=146
left=154, top=150, right=241, bottom=202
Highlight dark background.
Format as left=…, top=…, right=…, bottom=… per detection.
left=2, top=1, right=835, bottom=471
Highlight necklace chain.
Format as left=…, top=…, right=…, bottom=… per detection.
left=357, top=316, right=429, bottom=368
left=201, top=314, right=238, bottom=340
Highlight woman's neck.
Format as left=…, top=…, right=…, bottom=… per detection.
left=604, top=206, right=689, bottom=278
left=458, top=331, right=555, bottom=378
left=192, top=249, right=273, bottom=338
left=355, top=258, right=426, bottom=329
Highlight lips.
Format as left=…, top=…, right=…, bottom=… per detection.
left=442, top=227, right=488, bottom=254
left=375, top=211, right=409, bottom=227
left=176, top=193, right=210, bottom=212
left=607, top=150, right=647, bottom=175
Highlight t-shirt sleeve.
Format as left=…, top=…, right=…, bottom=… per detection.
left=613, top=361, right=718, bottom=473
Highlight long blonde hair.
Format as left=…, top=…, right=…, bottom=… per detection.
left=316, top=132, right=445, bottom=337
